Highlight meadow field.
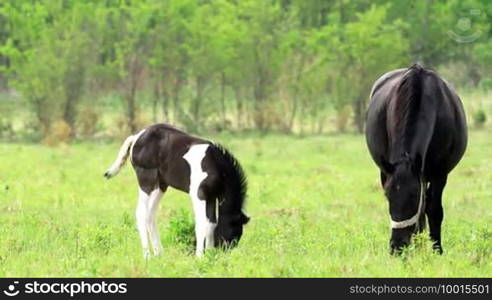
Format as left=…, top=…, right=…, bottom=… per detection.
left=0, top=128, right=490, bottom=277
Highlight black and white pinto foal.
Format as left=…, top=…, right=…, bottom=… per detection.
left=104, top=124, right=249, bottom=258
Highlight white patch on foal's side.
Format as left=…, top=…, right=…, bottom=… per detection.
left=183, top=144, right=210, bottom=198
left=390, top=180, right=425, bottom=229
left=183, top=144, right=216, bottom=256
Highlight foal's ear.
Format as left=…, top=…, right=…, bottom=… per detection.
left=380, top=158, right=395, bottom=175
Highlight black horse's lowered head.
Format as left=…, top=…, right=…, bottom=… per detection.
left=382, top=156, right=425, bottom=254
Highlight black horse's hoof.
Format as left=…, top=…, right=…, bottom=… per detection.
left=432, top=245, right=443, bottom=255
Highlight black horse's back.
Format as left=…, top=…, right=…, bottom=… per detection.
left=367, top=64, right=467, bottom=177
left=365, top=64, right=467, bottom=253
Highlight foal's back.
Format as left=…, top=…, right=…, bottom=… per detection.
left=131, top=124, right=211, bottom=193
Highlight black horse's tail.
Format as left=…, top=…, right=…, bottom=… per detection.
left=209, top=143, right=247, bottom=214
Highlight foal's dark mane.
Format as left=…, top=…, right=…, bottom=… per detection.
left=210, top=143, right=247, bottom=213
left=392, top=64, right=427, bottom=158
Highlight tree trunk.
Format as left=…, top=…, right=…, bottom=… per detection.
left=172, top=69, right=184, bottom=124
left=125, top=54, right=144, bottom=133
left=63, top=64, right=85, bottom=136
left=162, top=83, right=170, bottom=122
left=220, top=72, right=226, bottom=128
left=126, top=87, right=137, bottom=133
left=353, top=97, right=365, bottom=134
left=233, top=86, right=243, bottom=129
left=288, top=53, right=307, bottom=132
left=152, top=79, right=160, bottom=123
left=253, top=47, right=270, bottom=131
left=192, top=75, right=206, bottom=130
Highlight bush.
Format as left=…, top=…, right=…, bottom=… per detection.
left=0, top=117, right=14, bottom=140
left=77, top=106, right=100, bottom=138
left=43, top=120, right=72, bottom=146
left=335, top=106, right=351, bottom=133
left=111, top=112, right=150, bottom=139
left=166, top=209, right=195, bottom=251
left=473, top=109, right=487, bottom=128
left=479, top=78, right=492, bottom=91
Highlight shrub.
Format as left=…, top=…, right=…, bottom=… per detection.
left=335, top=106, right=351, bottom=133
left=0, top=117, right=14, bottom=140
left=111, top=112, right=150, bottom=140
left=473, top=109, right=487, bottom=128
left=479, top=78, right=492, bottom=91
left=167, top=208, right=195, bottom=251
left=77, top=106, right=100, bottom=138
left=43, top=120, right=72, bottom=146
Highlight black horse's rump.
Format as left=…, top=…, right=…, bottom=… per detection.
left=366, top=64, right=467, bottom=253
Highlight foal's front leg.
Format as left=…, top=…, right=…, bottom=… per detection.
left=191, top=196, right=217, bottom=257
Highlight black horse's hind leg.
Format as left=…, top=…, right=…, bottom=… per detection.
left=418, top=210, right=426, bottom=233
left=425, top=175, right=447, bottom=254
left=417, top=182, right=429, bottom=233
left=380, top=171, right=387, bottom=187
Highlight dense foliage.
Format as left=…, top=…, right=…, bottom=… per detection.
left=0, top=0, right=491, bottom=139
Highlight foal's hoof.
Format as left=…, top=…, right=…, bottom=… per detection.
left=103, top=171, right=111, bottom=179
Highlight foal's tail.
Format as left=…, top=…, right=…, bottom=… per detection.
left=104, top=134, right=138, bottom=179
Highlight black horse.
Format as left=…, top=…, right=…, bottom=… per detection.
left=365, top=64, right=467, bottom=254
left=104, top=123, right=249, bottom=258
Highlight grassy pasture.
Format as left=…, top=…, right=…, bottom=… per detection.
left=0, top=129, right=491, bottom=277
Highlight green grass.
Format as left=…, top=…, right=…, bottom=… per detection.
left=0, top=129, right=491, bottom=277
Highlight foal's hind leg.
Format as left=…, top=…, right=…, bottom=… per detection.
left=426, top=175, right=447, bottom=254
left=135, top=167, right=160, bottom=259
left=147, top=187, right=166, bottom=256
left=380, top=171, right=387, bottom=187
left=136, top=188, right=151, bottom=259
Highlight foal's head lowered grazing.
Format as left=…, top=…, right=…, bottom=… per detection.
left=214, top=211, right=250, bottom=247
left=208, top=144, right=249, bottom=248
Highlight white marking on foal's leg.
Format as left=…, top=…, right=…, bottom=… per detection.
left=183, top=144, right=217, bottom=257
left=191, top=197, right=217, bottom=257
left=147, top=189, right=164, bottom=256
left=136, top=188, right=150, bottom=259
